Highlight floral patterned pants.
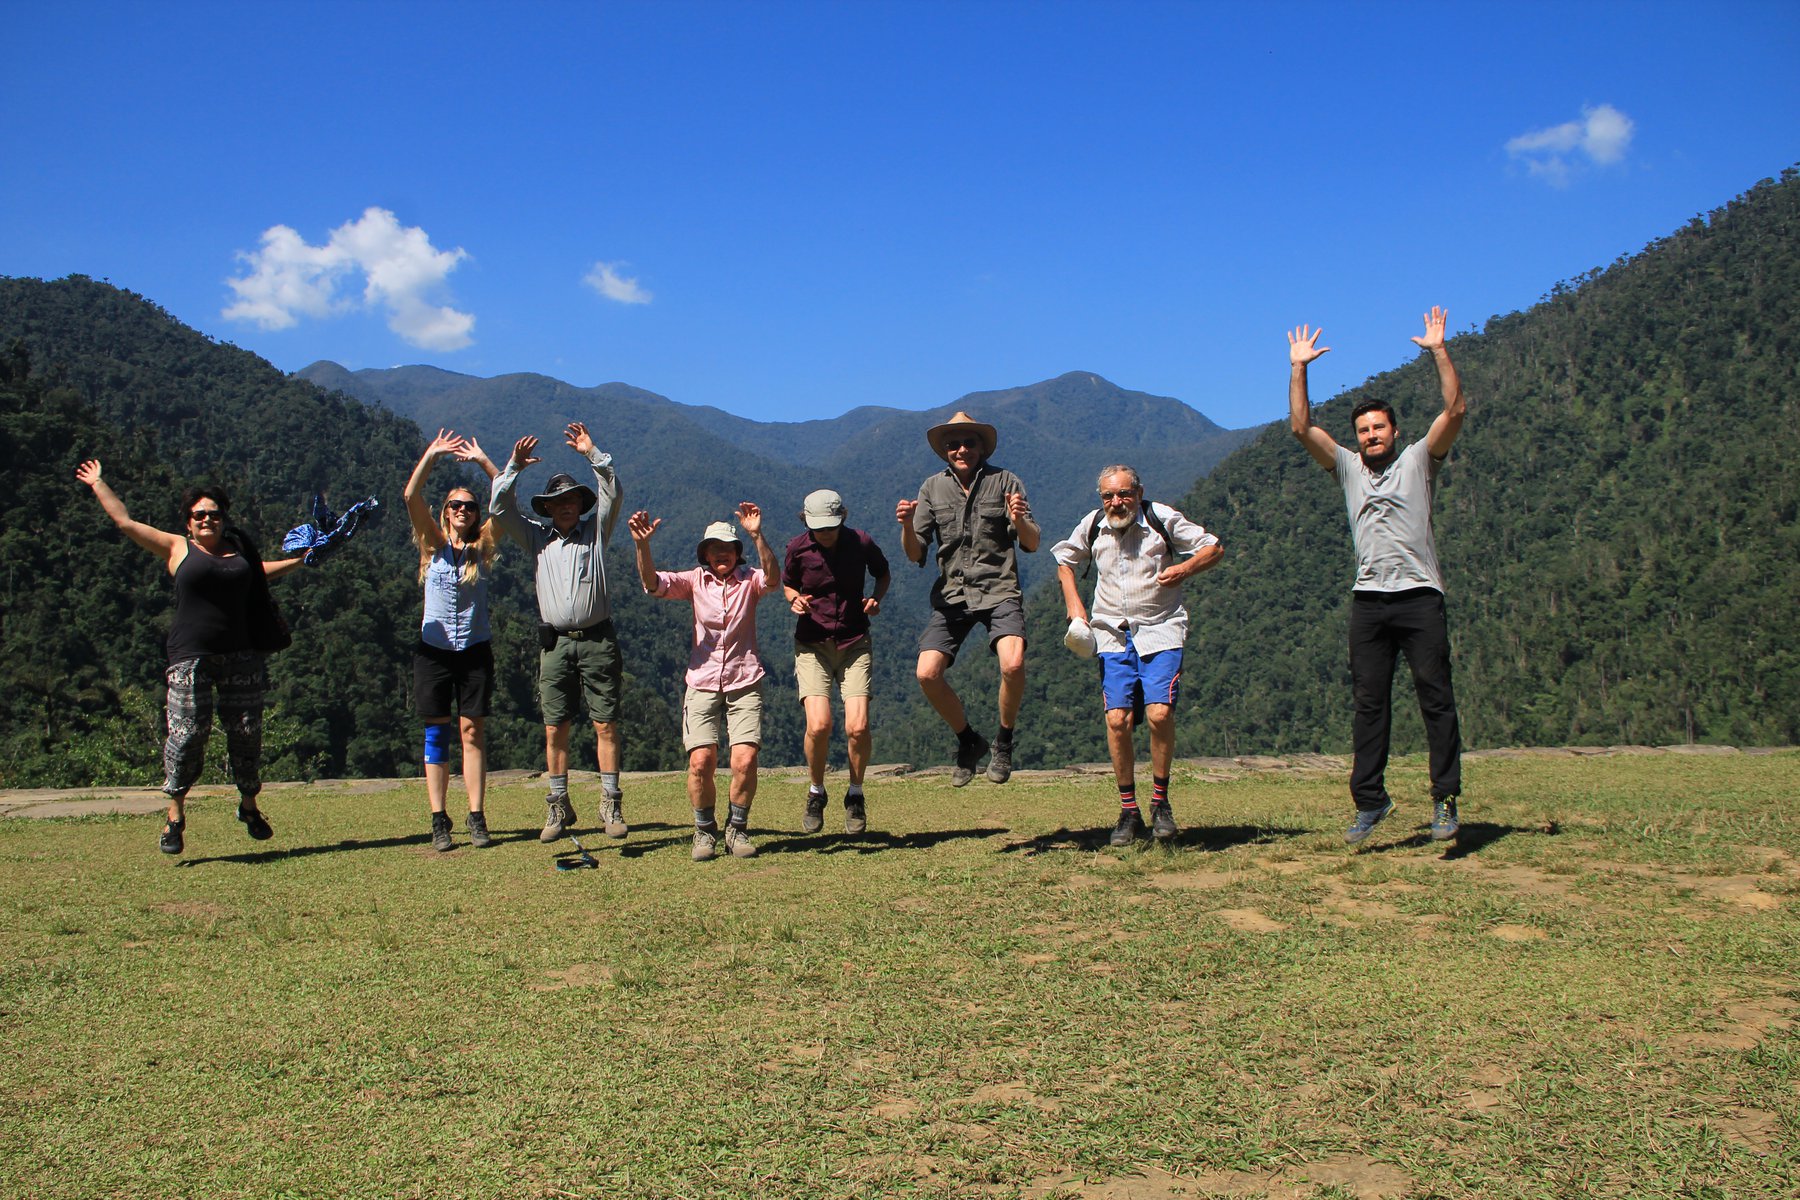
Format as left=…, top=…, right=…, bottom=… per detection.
left=163, top=652, right=267, bottom=799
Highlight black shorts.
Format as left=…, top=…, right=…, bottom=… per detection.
left=414, top=640, right=495, bottom=719
left=917, top=595, right=1028, bottom=662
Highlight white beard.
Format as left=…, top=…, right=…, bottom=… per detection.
left=1105, top=511, right=1135, bottom=531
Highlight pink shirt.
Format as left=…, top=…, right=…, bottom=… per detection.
left=651, top=565, right=772, bottom=691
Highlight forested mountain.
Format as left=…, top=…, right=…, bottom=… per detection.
left=4, top=167, right=1794, bottom=788
left=1022, top=169, right=1800, bottom=764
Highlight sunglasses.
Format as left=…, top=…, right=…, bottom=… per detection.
left=444, top=500, right=480, bottom=512
left=188, top=509, right=226, bottom=522
left=1098, top=490, right=1139, bottom=502
left=943, top=437, right=979, bottom=451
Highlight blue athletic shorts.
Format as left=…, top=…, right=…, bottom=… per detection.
left=1099, top=637, right=1182, bottom=712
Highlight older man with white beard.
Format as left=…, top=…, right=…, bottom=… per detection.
left=1054, top=466, right=1223, bottom=846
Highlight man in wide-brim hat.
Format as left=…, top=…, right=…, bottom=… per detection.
left=895, top=410, right=1039, bottom=786
left=490, top=420, right=629, bottom=846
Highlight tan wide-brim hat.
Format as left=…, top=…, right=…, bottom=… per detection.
left=925, top=411, right=998, bottom=462
left=695, top=520, right=745, bottom=565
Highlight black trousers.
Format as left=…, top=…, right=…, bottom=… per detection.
left=1348, top=588, right=1461, bottom=810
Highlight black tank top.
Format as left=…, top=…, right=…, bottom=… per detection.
left=167, top=545, right=256, bottom=662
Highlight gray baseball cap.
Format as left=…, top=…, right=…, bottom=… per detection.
left=802, top=489, right=847, bottom=530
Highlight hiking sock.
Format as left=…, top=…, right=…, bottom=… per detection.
left=956, top=724, right=983, bottom=751
left=695, top=806, right=716, bottom=829
left=547, top=772, right=569, bottom=798
left=845, top=784, right=865, bottom=802
left=1152, top=776, right=1169, bottom=807
left=600, top=771, right=621, bottom=797
left=808, top=784, right=827, bottom=799
left=727, top=802, right=751, bottom=830
left=1119, top=783, right=1139, bottom=813
left=995, top=725, right=1015, bottom=749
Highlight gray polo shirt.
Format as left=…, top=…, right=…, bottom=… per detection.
left=910, top=462, right=1031, bottom=611
left=490, top=446, right=621, bottom=630
left=1332, top=441, right=1445, bottom=594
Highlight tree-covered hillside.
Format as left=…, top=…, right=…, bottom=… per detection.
left=1022, top=169, right=1800, bottom=766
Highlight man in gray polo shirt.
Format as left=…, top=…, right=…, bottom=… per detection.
left=896, top=410, right=1039, bottom=786
left=491, top=421, right=627, bottom=844
left=1288, top=307, right=1468, bottom=845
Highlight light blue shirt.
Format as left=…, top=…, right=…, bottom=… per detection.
left=420, top=543, right=490, bottom=650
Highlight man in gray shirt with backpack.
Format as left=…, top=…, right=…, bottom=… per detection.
left=1288, top=306, right=1468, bottom=845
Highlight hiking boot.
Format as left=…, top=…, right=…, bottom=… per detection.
left=952, top=730, right=990, bottom=787
left=467, top=810, right=492, bottom=848
left=237, top=802, right=273, bottom=841
left=724, top=824, right=758, bottom=858
left=540, top=793, right=574, bottom=843
left=985, top=740, right=1013, bottom=784
left=431, top=811, right=454, bottom=853
left=1150, top=801, right=1178, bottom=842
left=602, top=793, right=628, bottom=840
left=1110, top=808, right=1147, bottom=847
left=691, top=823, right=719, bottom=862
left=802, top=788, right=827, bottom=833
left=1344, top=800, right=1395, bottom=846
left=843, top=793, right=867, bottom=835
left=1430, top=797, right=1460, bottom=842
left=159, top=817, right=184, bottom=856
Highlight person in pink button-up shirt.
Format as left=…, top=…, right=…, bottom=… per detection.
left=631, top=502, right=779, bottom=862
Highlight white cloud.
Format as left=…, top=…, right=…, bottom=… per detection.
left=584, top=261, right=652, bottom=305
left=1505, top=104, right=1635, bottom=186
left=224, top=207, right=474, bottom=350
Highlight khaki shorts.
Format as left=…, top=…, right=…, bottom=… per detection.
left=794, top=635, right=872, bottom=700
left=682, top=681, right=764, bottom=752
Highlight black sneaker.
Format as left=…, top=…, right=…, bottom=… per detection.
left=952, top=730, right=990, bottom=787
left=237, top=802, right=273, bottom=841
left=431, top=811, right=454, bottom=853
left=159, top=817, right=184, bottom=856
left=843, top=793, right=867, bottom=835
left=1430, top=797, right=1460, bottom=841
left=802, top=788, right=827, bottom=833
left=1150, top=801, right=1178, bottom=842
left=1110, top=808, right=1147, bottom=847
left=985, top=739, right=1013, bottom=784
left=467, top=810, right=492, bottom=848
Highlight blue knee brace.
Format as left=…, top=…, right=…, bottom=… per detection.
left=423, top=722, right=452, bottom=765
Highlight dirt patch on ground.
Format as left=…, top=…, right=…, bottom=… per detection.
left=954, top=1080, right=1060, bottom=1112
left=1023, top=1154, right=1412, bottom=1199
left=526, top=962, right=614, bottom=991
left=1148, top=870, right=1236, bottom=891
left=1213, top=909, right=1288, bottom=934
left=1486, top=924, right=1547, bottom=942
left=148, top=900, right=228, bottom=920
left=1669, top=994, right=1796, bottom=1053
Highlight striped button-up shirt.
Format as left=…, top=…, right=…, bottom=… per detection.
left=651, top=565, right=773, bottom=691
left=1051, top=502, right=1218, bottom=656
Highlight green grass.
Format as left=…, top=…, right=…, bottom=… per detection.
left=2, top=751, right=1796, bottom=1198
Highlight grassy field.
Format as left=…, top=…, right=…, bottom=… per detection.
left=2, top=749, right=1795, bottom=1199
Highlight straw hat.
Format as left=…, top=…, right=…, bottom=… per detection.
left=925, top=411, right=998, bottom=462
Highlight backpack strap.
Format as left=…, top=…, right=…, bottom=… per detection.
left=1083, top=501, right=1178, bottom=579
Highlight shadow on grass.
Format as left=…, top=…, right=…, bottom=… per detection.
left=998, top=822, right=1311, bottom=856
left=177, top=823, right=566, bottom=867
left=1362, top=820, right=1539, bottom=859
left=757, top=826, right=1007, bottom=856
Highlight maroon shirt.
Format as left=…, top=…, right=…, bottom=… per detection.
left=782, top=528, right=890, bottom=648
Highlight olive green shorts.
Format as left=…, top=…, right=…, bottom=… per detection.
left=793, top=635, right=872, bottom=700
left=539, top=625, right=622, bottom=725
left=682, top=681, right=764, bottom=752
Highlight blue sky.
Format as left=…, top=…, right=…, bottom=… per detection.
left=4, top=0, right=1796, bottom=429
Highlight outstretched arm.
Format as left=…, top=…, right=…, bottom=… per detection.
left=628, top=510, right=662, bottom=593
left=488, top=435, right=541, bottom=546
left=263, top=557, right=306, bottom=581
left=75, top=459, right=183, bottom=565
left=404, top=429, right=465, bottom=550
left=457, top=436, right=501, bottom=481
left=737, top=502, right=779, bottom=592
left=1287, top=324, right=1340, bottom=470
left=1412, top=306, right=1466, bottom=458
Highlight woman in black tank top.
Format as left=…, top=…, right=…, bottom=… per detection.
left=76, top=460, right=304, bottom=856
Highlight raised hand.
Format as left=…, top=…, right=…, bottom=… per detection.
left=1288, top=324, right=1331, bottom=366
left=457, top=436, right=489, bottom=463
left=627, top=510, right=661, bottom=543
left=75, top=459, right=103, bottom=487
left=895, top=498, right=917, bottom=525
left=1005, top=491, right=1031, bottom=526
left=427, top=428, right=465, bottom=459
left=565, top=422, right=594, bottom=455
left=1410, top=306, right=1449, bottom=352
left=736, top=501, right=762, bottom=536
left=510, top=435, right=541, bottom=469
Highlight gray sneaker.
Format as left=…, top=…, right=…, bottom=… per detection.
left=692, top=824, right=719, bottom=862
left=985, top=740, right=1013, bottom=784
left=602, top=792, right=628, bottom=840
left=724, top=824, right=758, bottom=858
left=843, top=793, right=867, bottom=835
left=431, top=811, right=454, bottom=853
left=540, top=793, right=574, bottom=843
left=802, top=788, right=827, bottom=833
left=1110, top=808, right=1147, bottom=847
left=1344, top=800, right=1395, bottom=846
left=466, top=810, right=492, bottom=848
left=952, top=730, right=990, bottom=788
left=1149, top=801, right=1178, bottom=842
left=1430, top=797, right=1460, bottom=841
